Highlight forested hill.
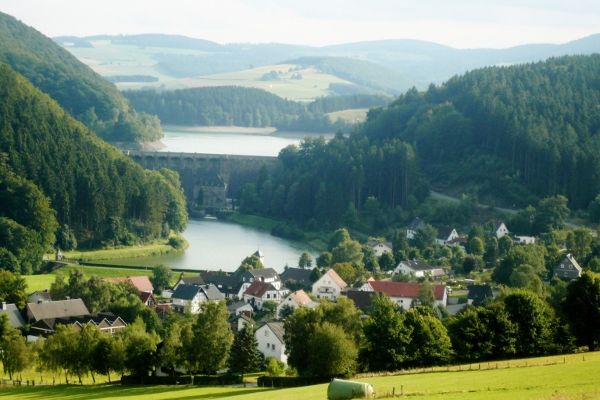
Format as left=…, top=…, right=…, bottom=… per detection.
left=0, top=63, right=187, bottom=271
left=362, top=55, right=600, bottom=209
left=0, top=12, right=161, bottom=142
left=124, top=87, right=388, bottom=132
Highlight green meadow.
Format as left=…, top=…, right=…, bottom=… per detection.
left=1, top=352, right=599, bottom=399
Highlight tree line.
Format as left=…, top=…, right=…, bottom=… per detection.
left=0, top=63, right=187, bottom=272
left=124, top=87, right=385, bottom=133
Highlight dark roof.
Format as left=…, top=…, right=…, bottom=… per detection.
left=172, top=283, right=224, bottom=301
left=244, top=281, right=277, bottom=298
left=399, top=260, right=438, bottom=271
left=0, top=303, right=25, bottom=328
left=27, top=299, right=90, bottom=322
left=345, top=290, right=376, bottom=314
left=179, top=276, right=205, bottom=286
left=33, top=312, right=125, bottom=331
left=467, top=285, right=494, bottom=306
left=27, top=290, right=52, bottom=304
left=368, top=281, right=446, bottom=301
left=250, top=268, right=279, bottom=280
left=436, top=226, right=456, bottom=239
left=201, top=271, right=243, bottom=295
left=172, top=284, right=203, bottom=300
left=280, top=267, right=312, bottom=285
left=140, top=292, right=156, bottom=304
left=555, top=254, right=582, bottom=272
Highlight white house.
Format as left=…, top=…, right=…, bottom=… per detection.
left=515, top=235, right=536, bottom=245
left=239, top=268, right=283, bottom=296
left=243, top=281, right=287, bottom=310
left=171, top=284, right=224, bottom=314
left=255, top=322, right=287, bottom=364
left=394, top=260, right=446, bottom=279
left=435, top=227, right=460, bottom=246
left=367, top=239, right=393, bottom=257
left=495, top=222, right=509, bottom=239
left=227, top=300, right=254, bottom=317
left=312, top=269, right=348, bottom=301
left=276, top=289, right=317, bottom=318
left=361, top=280, right=448, bottom=309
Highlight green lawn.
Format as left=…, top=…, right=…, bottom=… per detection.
left=62, top=242, right=179, bottom=262
left=2, top=352, right=599, bottom=399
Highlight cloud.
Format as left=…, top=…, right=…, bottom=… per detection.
left=1, top=0, right=599, bottom=47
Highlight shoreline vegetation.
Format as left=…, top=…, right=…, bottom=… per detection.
left=161, top=124, right=335, bottom=138
left=60, top=235, right=188, bottom=262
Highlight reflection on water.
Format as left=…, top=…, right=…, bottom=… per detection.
left=99, top=219, right=316, bottom=272
left=159, top=128, right=305, bottom=156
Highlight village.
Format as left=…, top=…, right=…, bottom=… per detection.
left=0, top=215, right=590, bottom=386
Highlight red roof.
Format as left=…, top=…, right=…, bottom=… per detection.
left=244, top=281, right=276, bottom=298
left=109, top=276, right=154, bottom=293
left=289, top=290, right=313, bottom=306
left=368, top=281, right=446, bottom=301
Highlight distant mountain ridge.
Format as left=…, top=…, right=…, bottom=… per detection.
left=55, top=33, right=600, bottom=90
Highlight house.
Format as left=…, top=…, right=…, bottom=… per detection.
left=227, top=300, right=254, bottom=317
left=154, top=303, right=173, bottom=319
left=495, top=222, right=509, bottom=239
left=0, top=302, right=25, bottom=329
left=173, top=275, right=205, bottom=290
left=276, top=290, right=317, bottom=318
left=554, top=253, right=582, bottom=280
left=26, top=298, right=90, bottom=323
left=27, top=290, right=51, bottom=304
left=467, top=284, right=494, bottom=306
left=31, top=313, right=127, bottom=336
left=344, top=290, right=376, bottom=314
left=515, top=235, right=536, bottom=245
left=255, top=322, right=287, bottom=364
left=367, top=239, right=393, bottom=257
left=241, top=268, right=282, bottom=291
left=201, top=271, right=245, bottom=299
left=361, top=280, right=447, bottom=309
left=140, top=291, right=157, bottom=307
left=394, top=260, right=446, bottom=279
left=171, top=283, right=225, bottom=314
left=311, top=269, right=348, bottom=301
left=280, top=267, right=313, bottom=290
left=406, top=217, right=424, bottom=240
left=109, top=276, right=154, bottom=294
left=435, top=227, right=460, bottom=246
left=242, top=281, right=287, bottom=310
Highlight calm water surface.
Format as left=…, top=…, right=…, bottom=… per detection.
left=159, top=128, right=306, bottom=156
left=101, top=219, right=316, bottom=272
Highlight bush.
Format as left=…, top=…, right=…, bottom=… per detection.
left=257, top=376, right=330, bottom=388
left=168, top=236, right=185, bottom=249
left=120, top=374, right=241, bottom=385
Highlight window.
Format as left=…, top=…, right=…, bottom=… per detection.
left=272, top=344, right=276, bottom=350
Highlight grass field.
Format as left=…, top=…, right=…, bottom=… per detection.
left=327, top=108, right=369, bottom=124
left=23, top=264, right=197, bottom=294
left=3, top=348, right=598, bottom=399
left=62, top=242, right=180, bottom=262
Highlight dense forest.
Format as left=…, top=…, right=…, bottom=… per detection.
left=0, top=12, right=161, bottom=142
left=362, top=55, right=600, bottom=209
left=0, top=63, right=188, bottom=271
left=124, top=87, right=385, bottom=132
left=239, top=55, right=600, bottom=229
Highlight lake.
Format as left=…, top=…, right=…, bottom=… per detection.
left=158, top=126, right=325, bottom=156
left=99, top=219, right=316, bottom=272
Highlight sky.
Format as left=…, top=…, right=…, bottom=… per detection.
left=1, top=0, right=600, bottom=48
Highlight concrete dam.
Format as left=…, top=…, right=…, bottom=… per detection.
left=127, top=151, right=278, bottom=211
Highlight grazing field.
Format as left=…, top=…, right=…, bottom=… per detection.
left=327, top=108, right=369, bottom=124
left=2, top=352, right=599, bottom=399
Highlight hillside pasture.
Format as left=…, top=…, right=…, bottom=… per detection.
left=1, top=352, right=599, bottom=399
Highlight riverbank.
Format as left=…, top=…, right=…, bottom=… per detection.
left=161, top=124, right=334, bottom=139
left=61, top=236, right=187, bottom=262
